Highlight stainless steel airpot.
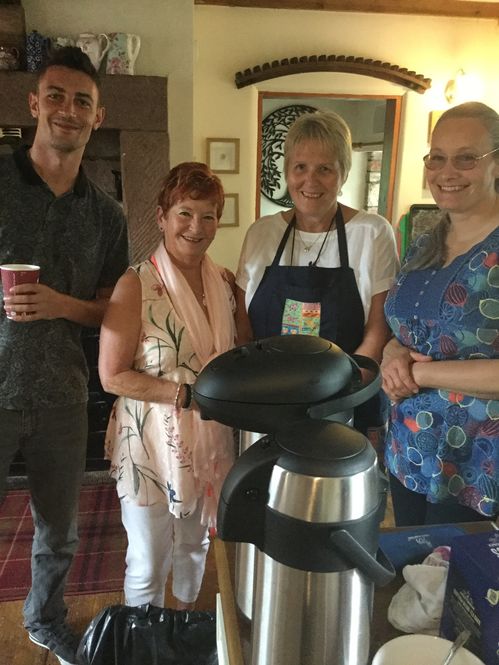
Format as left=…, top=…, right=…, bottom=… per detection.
left=194, top=335, right=395, bottom=665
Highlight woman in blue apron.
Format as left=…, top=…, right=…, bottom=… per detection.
left=235, top=110, right=399, bottom=440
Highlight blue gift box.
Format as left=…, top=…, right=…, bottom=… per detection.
left=440, top=531, right=499, bottom=665
left=378, top=525, right=465, bottom=569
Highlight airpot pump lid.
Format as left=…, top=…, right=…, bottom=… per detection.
left=194, top=335, right=354, bottom=406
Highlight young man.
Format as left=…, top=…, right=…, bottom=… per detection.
left=0, top=47, right=129, bottom=665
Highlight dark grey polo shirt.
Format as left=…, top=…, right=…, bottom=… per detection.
left=0, top=146, right=129, bottom=409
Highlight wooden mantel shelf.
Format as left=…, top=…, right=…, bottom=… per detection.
left=195, top=0, right=499, bottom=19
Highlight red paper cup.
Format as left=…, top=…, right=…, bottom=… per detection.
left=1, top=264, right=40, bottom=319
left=1, top=264, right=40, bottom=292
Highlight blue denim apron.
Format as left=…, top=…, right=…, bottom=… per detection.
left=248, top=205, right=386, bottom=436
left=248, top=205, right=364, bottom=353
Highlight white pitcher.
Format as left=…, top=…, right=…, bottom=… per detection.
left=76, top=33, right=110, bottom=71
left=106, top=33, right=141, bottom=75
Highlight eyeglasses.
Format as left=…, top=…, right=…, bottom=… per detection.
left=423, top=147, right=499, bottom=171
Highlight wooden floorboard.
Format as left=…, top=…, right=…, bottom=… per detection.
left=0, top=497, right=394, bottom=664
left=0, top=540, right=219, bottom=665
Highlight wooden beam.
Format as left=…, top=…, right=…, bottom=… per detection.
left=194, top=0, right=499, bottom=19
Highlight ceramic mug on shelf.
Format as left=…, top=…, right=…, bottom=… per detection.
left=76, top=33, right=110, bottom=71
left=0, top=45, right=20, bottom=71
left=106, top=32, right=141, bottom=75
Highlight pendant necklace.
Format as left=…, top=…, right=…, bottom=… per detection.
left=290, top=208, right=338, bottom=267
left=296, top=229, right=324, bottom=254
left=180, top=269, right=207, bottom=308
left=194, top=290, right=207, bottom=308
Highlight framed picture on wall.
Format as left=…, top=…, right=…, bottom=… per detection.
left=207, top=138, right=240, bottom=174
left=220, top=193, right=239, bottom=227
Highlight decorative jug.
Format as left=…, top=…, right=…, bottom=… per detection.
left=26, top=31, right=51, bottom=72
left=76, top=33, right=109, bottom=71
left=106, top=33, right=141, bottom=75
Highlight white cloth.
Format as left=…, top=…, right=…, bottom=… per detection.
left=388, top=547, right=451, bottom=635
left=236, top=210, right=399, bottom=322
left=121, top=499, right=209, bottom=606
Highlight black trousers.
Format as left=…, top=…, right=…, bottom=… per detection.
left=388, top=473, right=492, bottom=527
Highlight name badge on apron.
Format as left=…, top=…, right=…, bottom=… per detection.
left=281, top=298, right=321, bottom=336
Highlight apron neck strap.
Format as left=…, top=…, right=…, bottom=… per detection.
left=271, top=215, right=296, bottom=267
left=272, top=205, right=350, bottom=268
left=335, top=204, right=350, bottom=268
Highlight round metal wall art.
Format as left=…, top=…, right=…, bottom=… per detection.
left=261, top=104, right=317, bottom=208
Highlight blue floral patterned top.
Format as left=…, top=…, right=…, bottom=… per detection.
left=384, top=228, right=499, bottom=517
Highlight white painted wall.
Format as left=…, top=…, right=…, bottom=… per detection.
left=194, top=6, right=499, bottom=271
left=343, top=151, right=368, bottom=211
left=22, top=0, right=194, bottom=166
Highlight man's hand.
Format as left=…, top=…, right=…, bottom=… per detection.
left=3, top=283, right=67, bottom=322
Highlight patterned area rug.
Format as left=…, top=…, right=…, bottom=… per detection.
left=0, top=483, right=126, bottom=602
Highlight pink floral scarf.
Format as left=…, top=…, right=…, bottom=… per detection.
left=152, top=241, right=235, bottom=527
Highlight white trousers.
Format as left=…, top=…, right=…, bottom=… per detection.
left=120, top=499, right=209, bottom=606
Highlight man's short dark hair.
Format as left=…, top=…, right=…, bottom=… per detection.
left=36, top=46, right=101, bottom=92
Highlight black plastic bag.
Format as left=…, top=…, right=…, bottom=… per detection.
left=77, top=604, right=219, bottom=665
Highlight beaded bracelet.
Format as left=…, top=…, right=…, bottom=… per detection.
left=173, top=382, right=183, bottom=411
left=182, top=383, right=193, bottom=410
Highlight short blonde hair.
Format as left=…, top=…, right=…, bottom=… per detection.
left=284, top=110, right=352, bottom=183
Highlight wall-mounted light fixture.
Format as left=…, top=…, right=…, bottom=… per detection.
left=444, top=69, right=484, bottom=105
left=444, top=68, right=464, bottom=104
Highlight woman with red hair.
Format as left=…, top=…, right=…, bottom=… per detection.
left=99, top=162, right=237, bottom=609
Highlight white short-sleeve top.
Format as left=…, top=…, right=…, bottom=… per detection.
left=236, top=210, right=399, bottom=322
